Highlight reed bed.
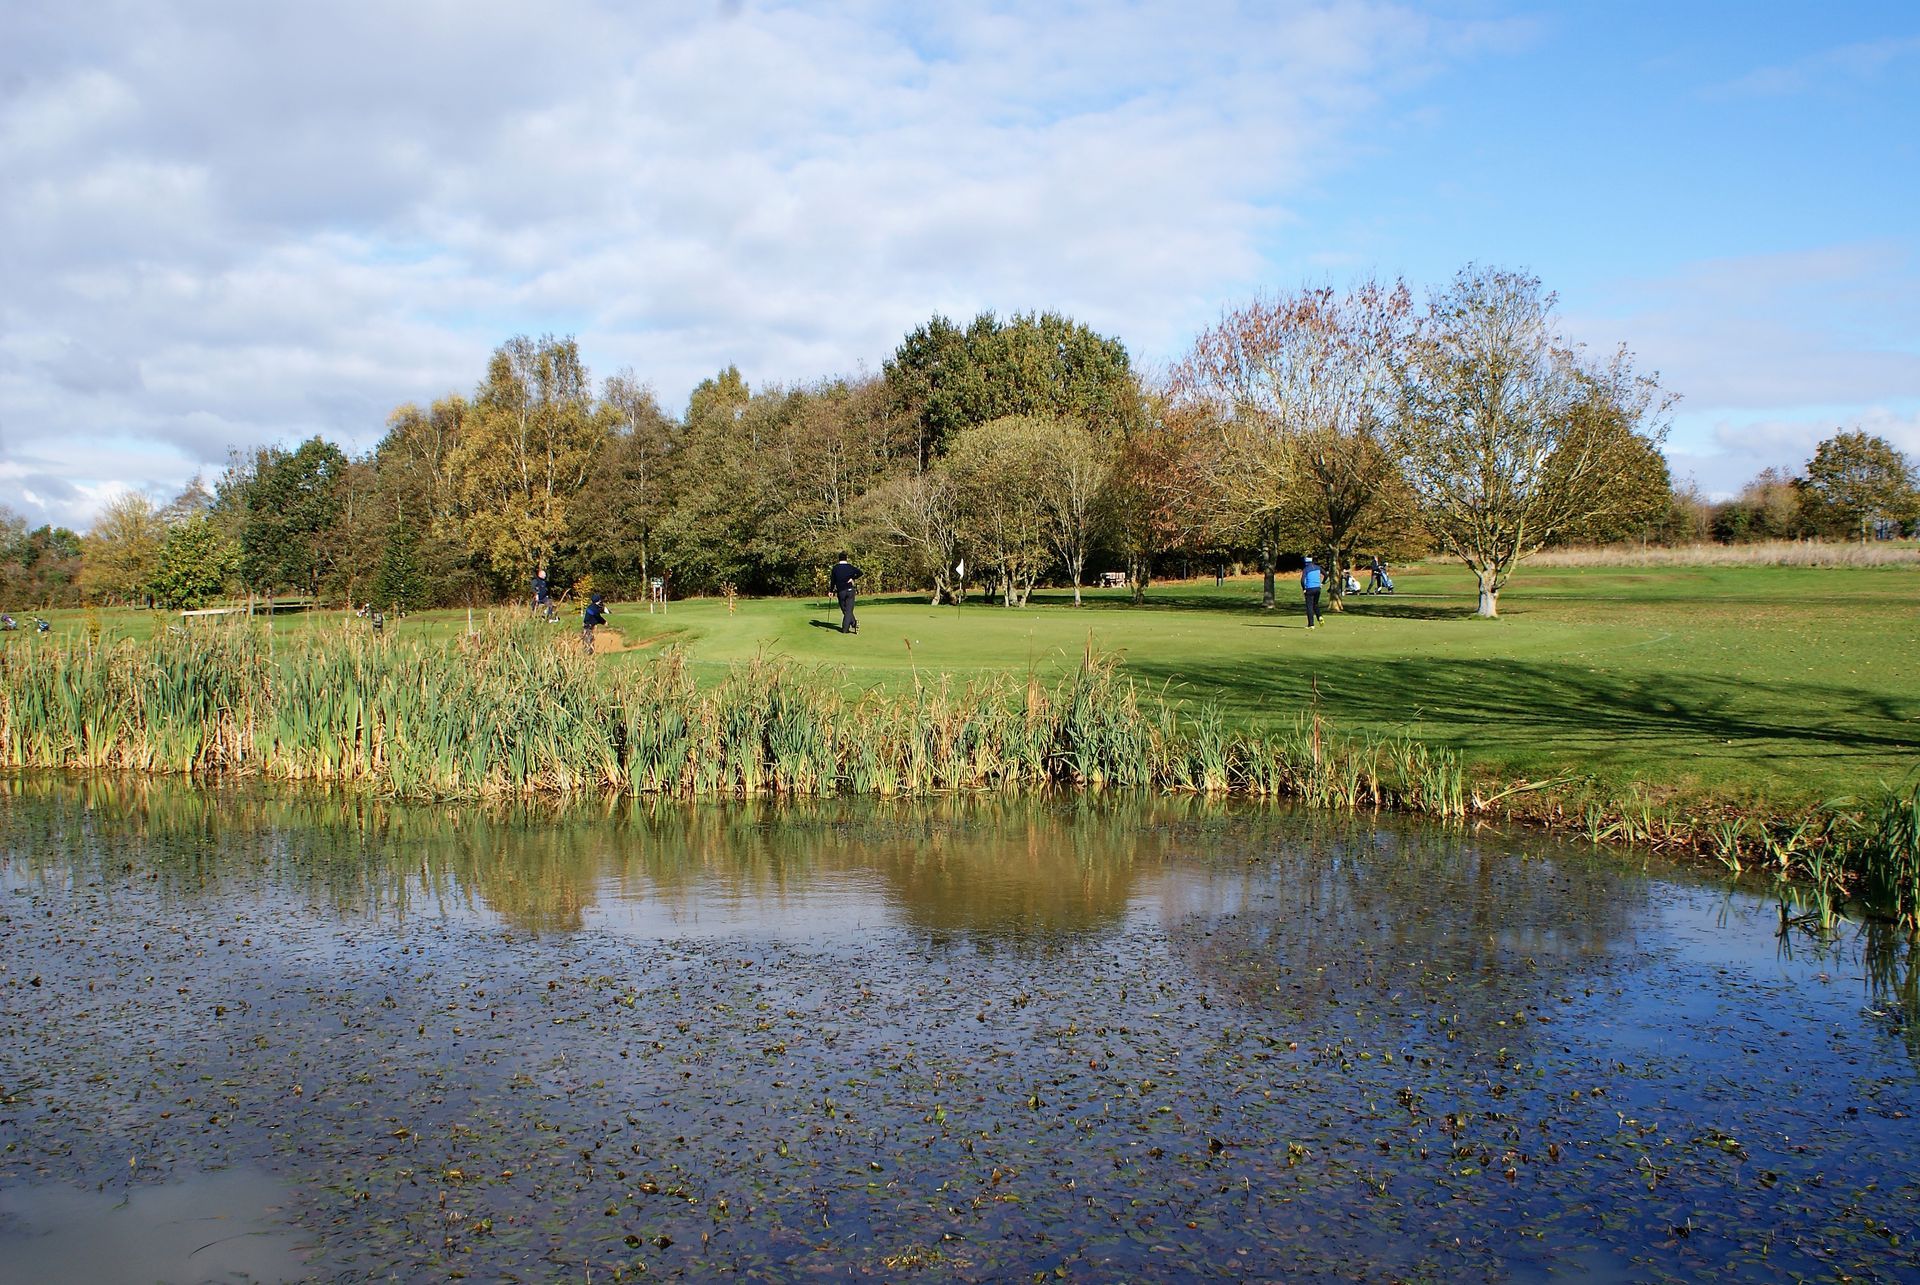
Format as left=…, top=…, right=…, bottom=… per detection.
left=0, top=617, right=1464, bottom=814
left=1531, top=540, right=1920, bottom=568
left=5, top=617, right=1916, bottom=927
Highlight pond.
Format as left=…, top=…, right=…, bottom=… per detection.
left=1, top=775, right=1916, bottom=1282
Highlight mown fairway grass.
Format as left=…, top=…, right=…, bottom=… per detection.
left=13, top=560, right=1917, bottom=810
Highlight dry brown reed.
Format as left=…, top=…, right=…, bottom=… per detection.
left=1531, top=540, right=1920, bottom=568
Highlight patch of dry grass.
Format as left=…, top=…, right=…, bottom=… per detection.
left=1531, top=540, right=1920, bottom=568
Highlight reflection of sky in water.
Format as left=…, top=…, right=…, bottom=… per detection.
left=0, top=1168, right=306, bottom=1284
left=579, top=864, right=1267, bottom=942
left=586, top=868, right=899, bottom=938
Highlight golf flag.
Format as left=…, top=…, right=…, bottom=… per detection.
left=955, top=559, right=966, bottom=579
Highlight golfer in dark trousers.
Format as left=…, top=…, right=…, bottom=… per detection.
left=581, top=592, right=607, bottom=653
left=1300, top=556, right=1323, bottom=628
left=830, top=553, right=861, bottom=634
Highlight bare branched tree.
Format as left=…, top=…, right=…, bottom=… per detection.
left=1177, top=280, right=1414, bottom=606
left=1391, top=266, right=1673, bottom=617
left=863, top=468, right=962, bottom=604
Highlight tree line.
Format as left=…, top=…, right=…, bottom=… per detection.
left=7, top=265, right=1916, bottom=620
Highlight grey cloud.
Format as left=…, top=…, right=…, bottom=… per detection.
left=44, top=338, right=144, bottom=396
left=1664, top=408, right=1920, bottom=498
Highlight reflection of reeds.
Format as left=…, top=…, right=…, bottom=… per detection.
left=1863, top=919, right=1920, bottom=1058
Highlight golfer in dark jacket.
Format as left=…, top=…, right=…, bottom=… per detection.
left=581, top=592, right=607, bottom=653
left=830, top=554, right=861, bottom=634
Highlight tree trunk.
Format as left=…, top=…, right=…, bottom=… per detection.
left=1260, top=548, right=1275, bottom=609
left=1475, top=568, right=1499, bottom=618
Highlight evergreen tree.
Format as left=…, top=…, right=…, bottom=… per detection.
left=372, top=509, right=430, bottom=613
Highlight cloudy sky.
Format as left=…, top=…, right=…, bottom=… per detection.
left=3, top=0, right=1917, bottom=529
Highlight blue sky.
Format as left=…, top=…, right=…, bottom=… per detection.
left=2, top=0, right=1916, bottom=529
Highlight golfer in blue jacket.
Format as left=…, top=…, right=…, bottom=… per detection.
left=1300, top=556, right=1323, bottom=629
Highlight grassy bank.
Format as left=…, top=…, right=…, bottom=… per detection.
left=16, top=561, right=1915, bottom=813
left=610, top=559, right=1918, bottom=813
left=12, top=559, right=1916, bottom=826
left=4, top=612, right=1919, bottom=927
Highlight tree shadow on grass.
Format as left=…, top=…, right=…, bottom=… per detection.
left=1325, top=599, right=1477, bottom=622
left=1019, top=588, right=1268, bottom=616
left=1020, top=587, right=1480, bottom=621
left=1127, top=653, right=1920, bottom=768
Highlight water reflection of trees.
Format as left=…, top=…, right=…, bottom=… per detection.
left=864, top=797, right=1152, bottom=943
left=13, top=776, right=1919, bottom=1053
left=1164, top=819, right=1648, bottom=1047
left=1, top=778, right=1201, bottom=940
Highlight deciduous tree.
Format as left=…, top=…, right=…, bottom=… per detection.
left=1, top=519, right=83, bottom=607
left=863, top=467, right=963, bottom=603
left=232, top=438, right=348, bottom=598
left=572, top=370, right=679, bottom=595
left=1711, top=466, right=1804, bottom=543
left=1025, top=416, right=1114, bottom=604
left=1801, top=430, right=1917, bottom=542
left=451, top=335, right=608, bottom=582
left=1390, top=266, right=1672, bottom=617
left=657, top=370, right=812, bottom=593
left=946, top=418, right=1055, bottom=606
left=79, top=492, right=165, bottom=605
left=149, top=514, right=236, bottom=610
left=885, top=312, right=1137, bottom=467
left=369, top=396, right=486, bottom=605
left=1107, top=391, right=1213, bottom=604
left=1179, top=281, right=1414, bottom=609
left=158, top=475, right=215, bottom=526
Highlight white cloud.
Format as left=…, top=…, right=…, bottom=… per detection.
left=1566, top=243, right=1920, bottom=495
left=1663, top=406, right=1920, bottom=498
left=3, top=0, right=1504, bottom=530
left=1706, top=34, right=1920, bottom=99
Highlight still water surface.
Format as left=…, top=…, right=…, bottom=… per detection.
left=1, top=775, right=1916, bottom=1282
